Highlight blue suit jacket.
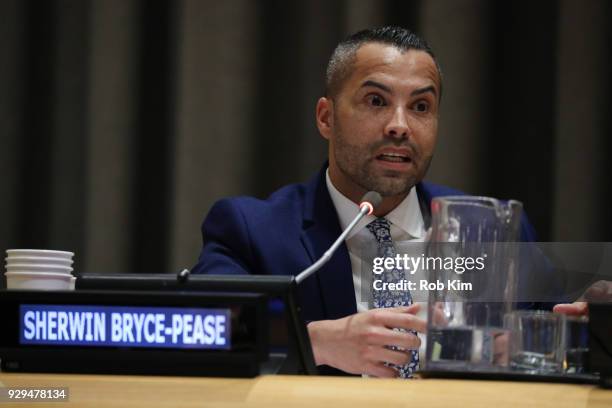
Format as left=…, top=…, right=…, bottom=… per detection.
left=192, top=165, right=538, bottom=324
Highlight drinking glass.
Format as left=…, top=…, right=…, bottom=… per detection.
left=505, top=310, right=565, bottom=374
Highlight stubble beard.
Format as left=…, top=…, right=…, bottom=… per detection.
left=332, top=126, right=428, bottom=197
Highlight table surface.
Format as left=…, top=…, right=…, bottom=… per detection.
left=1, top=373, right=611, bottom=408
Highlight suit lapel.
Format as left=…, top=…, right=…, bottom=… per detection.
left=297, top=172, right=447, bottom=320
left=300, top=167, right=357, bottom=319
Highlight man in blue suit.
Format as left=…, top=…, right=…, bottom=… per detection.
left=192, top=27, right=579, bottom=377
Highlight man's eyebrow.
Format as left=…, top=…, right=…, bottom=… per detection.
left=361, top=80, right=392, bottom=93
left=361, top=81, right=438, bottom=98
left=411, top=85, right=437, bottom=97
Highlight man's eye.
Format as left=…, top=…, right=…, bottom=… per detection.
left=367, top=94, right=386, bottom=107
left=413, top=101, right=430, bottom=112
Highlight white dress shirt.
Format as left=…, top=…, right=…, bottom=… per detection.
left=325, top=169, right=427, bottom=312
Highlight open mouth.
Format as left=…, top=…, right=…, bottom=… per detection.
left=376, top=152, right=411, bottom=163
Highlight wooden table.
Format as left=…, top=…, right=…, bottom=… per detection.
left=1, top=373, right=610, bottom=408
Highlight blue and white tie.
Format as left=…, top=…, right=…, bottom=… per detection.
left=366, top=217, right=419, bottom=378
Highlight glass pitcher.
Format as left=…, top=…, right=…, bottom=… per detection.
left=424, top=196, right=523, bottom=371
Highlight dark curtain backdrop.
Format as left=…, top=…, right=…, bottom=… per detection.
left=1, top=0, right=610, bottom=277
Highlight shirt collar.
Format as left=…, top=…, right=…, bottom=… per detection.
left=325, top=169, right=425, bottom=240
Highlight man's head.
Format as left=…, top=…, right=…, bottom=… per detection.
left=316, top=26, right=442, bottom=214
left=325, top=26, right=442, bottom=101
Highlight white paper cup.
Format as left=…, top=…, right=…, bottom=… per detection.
left=5, top=271, right=75, bottom=290
left=5, top=256, right=73, bottom=267
left=6, top=249, right=74, bottom=260
left=6, top=264, right=73, bottom=274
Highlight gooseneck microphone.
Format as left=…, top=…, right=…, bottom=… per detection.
left=295, top=191, right=382, bottom=284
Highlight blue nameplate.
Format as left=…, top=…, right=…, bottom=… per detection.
left=19, top=304, right=231, bottom=350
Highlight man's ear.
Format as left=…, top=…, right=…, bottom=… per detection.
left=316, top=97, right=334, bottom=140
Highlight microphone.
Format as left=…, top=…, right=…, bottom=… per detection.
left=295, top=191, right=382, bottom=284
left=176, top=268, right=190, bottom=283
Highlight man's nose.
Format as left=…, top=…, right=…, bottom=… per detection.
left=384, top=107, right=410, bottom=139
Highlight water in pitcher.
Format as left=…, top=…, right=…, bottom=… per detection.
left=424, top=196, right=523, bottom=372
left=428, top=326, right=510, bottom=368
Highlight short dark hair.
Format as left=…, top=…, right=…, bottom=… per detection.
left=325, top=26, right=442, bottom=100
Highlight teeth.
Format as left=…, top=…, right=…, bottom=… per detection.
left=379, top=153, right=408, bottom=162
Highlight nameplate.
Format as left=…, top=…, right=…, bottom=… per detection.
left=19, top=304, right=231, bottom=350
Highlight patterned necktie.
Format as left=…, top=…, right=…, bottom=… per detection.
left=366, top=217, right=419, bottom=378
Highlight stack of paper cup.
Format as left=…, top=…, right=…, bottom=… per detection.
left=5, top=249, right=76, bottom=290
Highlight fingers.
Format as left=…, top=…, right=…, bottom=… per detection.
left=364, top=345, right=412, bottom=366
left=371, top=308, right=427, bottom=333
left=584, top=286, right=606, bottom=301
left=553, top=302, right=588, bottom=316
left=377, top=348, right=412, bottom=366
left=424, top=227, right=432, bottom=242
left=364, top=362, right=398, bottom=378
left=368, top=327, right=421, bottom=350
left=584, top=280, right=612, bottom=302
left=386, top=304, right=421, bottom=315
left=431, top=302, right=448, bottom=326
left=492, top=332, right=509, bottom=365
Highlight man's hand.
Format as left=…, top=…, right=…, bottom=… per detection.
left=306, top=304, right=425, bottom=378
left=553, top=280, right=612, bottom=316
left=552, top=301, right=588, bottom=316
